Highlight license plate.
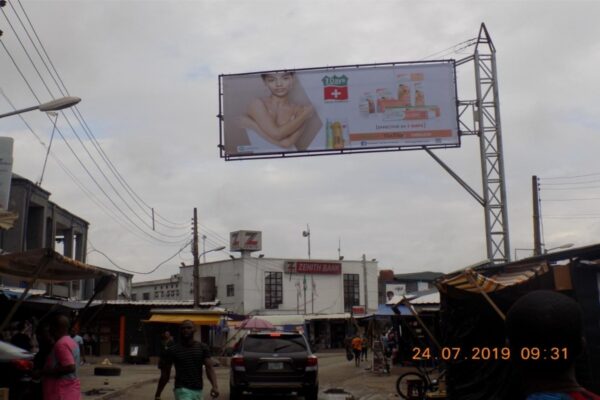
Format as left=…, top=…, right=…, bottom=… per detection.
left=268, top=362, right=283, bottom=370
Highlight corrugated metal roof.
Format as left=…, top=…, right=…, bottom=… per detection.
left=83, top=300, right=219, bottom=307
left=392, top=271, right=445, bottom=282
left=437, top=262, right=548, bottom=293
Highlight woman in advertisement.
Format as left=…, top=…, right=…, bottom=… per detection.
left=239, top=72, right=314, bottom=151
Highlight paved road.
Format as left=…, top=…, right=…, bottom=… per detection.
left=110, top=352, right=397, bottom=400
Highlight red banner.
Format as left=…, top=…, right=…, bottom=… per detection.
left=287, top=261, right=342, bottom=275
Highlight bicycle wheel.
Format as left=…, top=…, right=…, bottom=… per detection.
left=396, top=372, right=427, bottom=399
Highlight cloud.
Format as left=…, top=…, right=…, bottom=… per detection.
left=1, top=1, right=599, bottom=281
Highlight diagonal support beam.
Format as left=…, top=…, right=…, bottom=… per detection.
left=425, top=148, right=485, bottom=206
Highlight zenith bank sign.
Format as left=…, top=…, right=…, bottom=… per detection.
left=230, top=230, right=262, bottom=252
left=286, top=261, right=342, bottom=275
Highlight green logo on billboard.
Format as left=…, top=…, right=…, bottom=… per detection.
left=321, top=75, right=348, bottom=87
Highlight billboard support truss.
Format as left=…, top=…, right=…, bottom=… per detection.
left=429, top=23, right=511, bottom=263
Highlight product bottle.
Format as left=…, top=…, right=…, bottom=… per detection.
left=326, top=120, right=333, bottom=149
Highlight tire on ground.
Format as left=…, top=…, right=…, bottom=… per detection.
left=94, top=366, right=122, bottom=376
left=304, top=385, right=319, bottom=400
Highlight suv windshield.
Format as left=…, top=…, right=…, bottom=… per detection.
left=244, top=335, right=307, bottom=353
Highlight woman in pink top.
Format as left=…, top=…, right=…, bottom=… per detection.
left=43, top=314, right=81, bottom=400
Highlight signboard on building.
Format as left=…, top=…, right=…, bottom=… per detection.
left=352, top=305, right=366, bottom=316
left=230, top=230, right=262, bottom=252
left=219, top=61, right=459, bottom=159
left=285, top=261, right=342, bottom=275
left=385, top=283, right=407, bottom=302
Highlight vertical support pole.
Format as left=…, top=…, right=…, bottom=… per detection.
left=151, top=208, right=155, bottom=231
left=362, top=254, right=368, bottom=311
left=119, top=315, right=126, bottom=359
left=471, top=24, right=511, bottom=263
left=303, top=274, right=307, bottom=315
left=202, top=235, right=207, bottom=263
left=532, top=175, right=542, bottom=255
left=193, top=208, right=200, bottom=308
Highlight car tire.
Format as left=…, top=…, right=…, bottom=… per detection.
left=229, top=384, right=242, bottom=400
left=304, top=385, right=319, bottom=400
left=94, top=366, right=122, bottom=376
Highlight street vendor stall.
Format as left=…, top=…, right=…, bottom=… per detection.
left=0, top=248, right=114, bottom=332
left=437, top=244, right=600, bottom=399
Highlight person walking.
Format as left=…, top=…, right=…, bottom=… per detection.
left=351, top=333, right=363, bottom=367
left=158, top=330, right=175, bottom=369
left=155, top=320, right=219, bottom=400
left=361, top=335, right=368, bottom=362
left=70, top=328, right=86, bottom=365
left=42, top=314, right=81, bottom=400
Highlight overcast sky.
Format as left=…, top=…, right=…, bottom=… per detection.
left=1, top=0, right=599, bottom=282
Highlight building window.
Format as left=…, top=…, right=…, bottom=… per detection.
left=265, top=272, right=282, bottom=309
left=143, top=292, right=150, bottom=300
left=227, top=284, right=234, bottom=297
left=343, top=274, right=360, bottom=312
left=131, top=293, right=137, bottom=301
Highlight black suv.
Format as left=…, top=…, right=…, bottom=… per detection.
left=229, top=331, right=318, bottom=400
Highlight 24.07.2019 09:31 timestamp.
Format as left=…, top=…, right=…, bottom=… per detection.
left=412, top=346, right=569, bottom=361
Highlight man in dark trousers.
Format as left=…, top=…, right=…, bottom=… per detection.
left=155, top=320, right=219, bottom=400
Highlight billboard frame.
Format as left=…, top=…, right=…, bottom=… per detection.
left=218, top=59, right=461, bottom=161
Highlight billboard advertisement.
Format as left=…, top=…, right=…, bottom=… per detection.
left=385, top=283, right=407, bottom=302
left=219, top=61, right=459, bottom=159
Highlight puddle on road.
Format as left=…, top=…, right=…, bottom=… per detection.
left=83, top=388, right=116, bottom=396
left=324, top=387, right=355, bottom=400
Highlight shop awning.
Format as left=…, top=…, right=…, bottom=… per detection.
left=146, top=313, right=221, bottom=325
left=0, top=248, right=112, bottom=282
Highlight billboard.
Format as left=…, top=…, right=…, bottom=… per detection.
left=385, top=283, right=407, bottom=302
left=230, top=230, right=262, bottom=252
left=219, top=61, right=459, bottom=159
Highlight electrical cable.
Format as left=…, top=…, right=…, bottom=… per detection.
left=3, top=6, right=297, bottom=253
left=0, top=90, right=190, bottom=248
left=539, top=178, right=600, bottom=186
left=0, top=74, right=186, bottom=246
left=541, top=172, right=600, bottom=180
left=5, top=1, right=191, bottom=230
left=419, top=38, right=477, bottom=61
left=87, top=238, right=193, bottom=275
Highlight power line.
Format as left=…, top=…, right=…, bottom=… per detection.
left=542, top=197, right=600, bottom=202
left=541, top=172, right=600, bottom=180
left=3, top=3, right=190, bottom=231
left=87, top=238, right=193, bottom=275
left=540, top=185, right=600, bottom=191
left=2, top=5, right=224, bottom=244
left=0, top=89, right=190, bottom=247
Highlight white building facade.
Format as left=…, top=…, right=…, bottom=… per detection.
left=131, top=274, right=182, bottom=301
left=179, top=256, right=379, bottom=316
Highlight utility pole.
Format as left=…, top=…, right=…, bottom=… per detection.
left=192, top=208, right=200, bottom=308
left=362, top=254, right=368, bottom=311
left=532, top=176, right=542, bottom=256
left=303, top=275, right=307, bottom=315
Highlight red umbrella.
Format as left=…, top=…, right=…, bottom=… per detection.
left=240, top=317, right=274, bottom=330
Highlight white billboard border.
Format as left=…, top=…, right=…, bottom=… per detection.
left=218, top=59, right=460, bottom=161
